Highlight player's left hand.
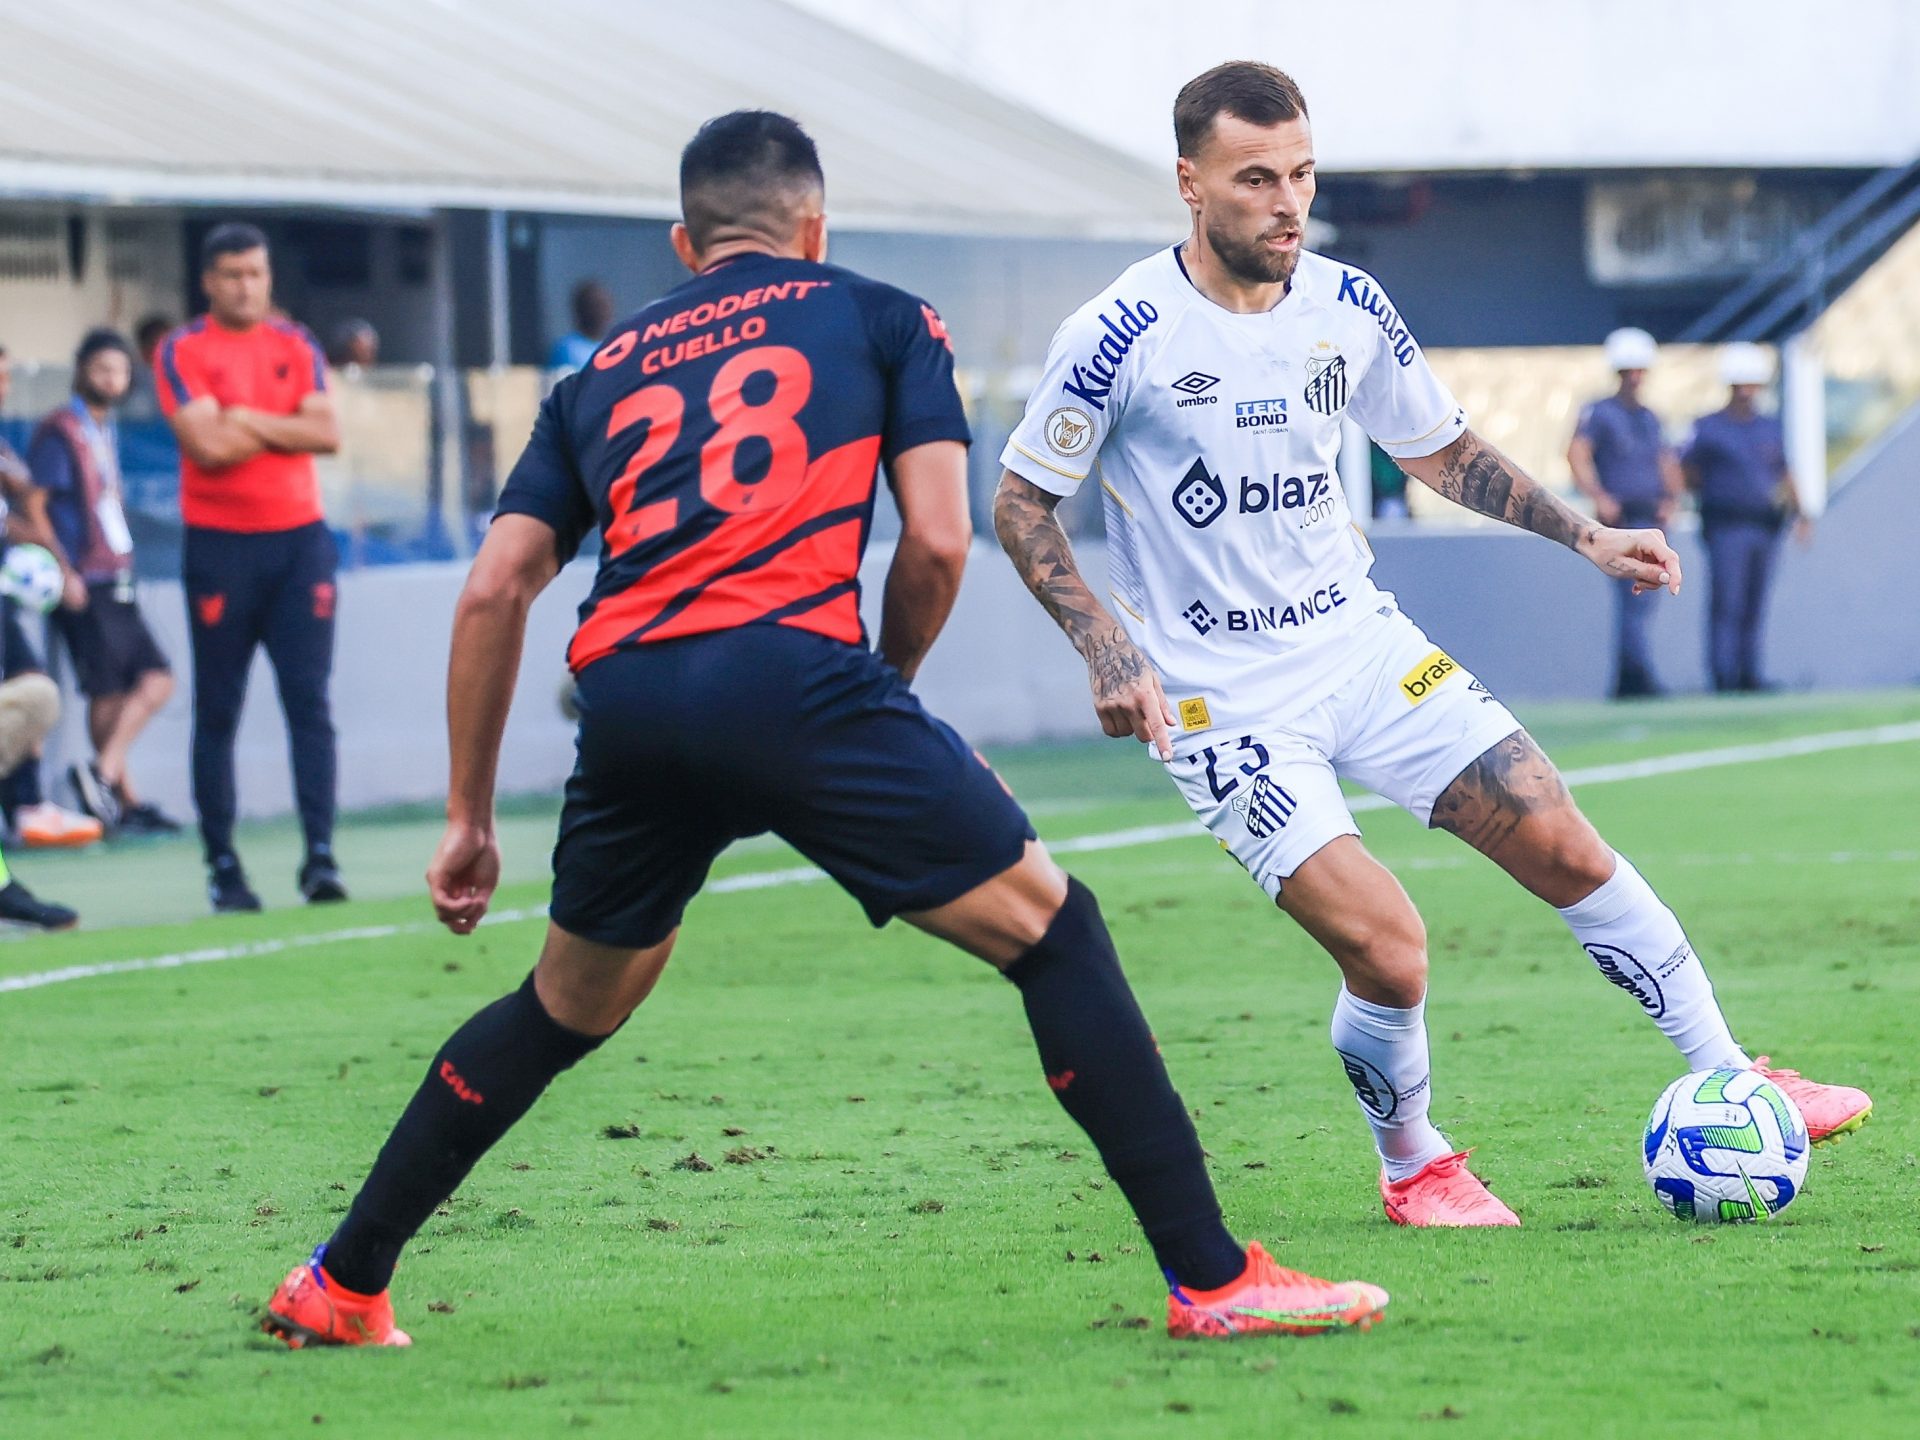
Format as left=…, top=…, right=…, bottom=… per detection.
left=428, top=821, right=501, bottom=935
left=1580, top=525, right=1682, bottom=596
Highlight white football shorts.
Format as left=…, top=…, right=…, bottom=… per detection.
left=1166, top=611, right=1522, bottom=900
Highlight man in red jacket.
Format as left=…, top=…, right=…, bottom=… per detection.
left=157, top=224, right=344, bottom=912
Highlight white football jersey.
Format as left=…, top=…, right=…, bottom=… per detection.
left=1001, top=245, right=1466, bottom=740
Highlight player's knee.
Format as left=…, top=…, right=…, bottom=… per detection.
left=143, top=668, right=176, bottom=706
left=1, top=672, right=62, bottom=743
left=1333, top=910, right=1428, bottom=1005
left=1526, top=817, right=1615, bottom=905
left=1002, top=874, right=1118, bottom=981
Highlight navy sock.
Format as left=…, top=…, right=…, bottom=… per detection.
left=1003, top=878, right=1245, bottom=1292
left=322, top=973, right=606, bottom=1294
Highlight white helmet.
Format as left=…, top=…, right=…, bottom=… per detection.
left=1719, top=341, right=1774, bottom=387
left=1603, top=327, right=1658, bottom=372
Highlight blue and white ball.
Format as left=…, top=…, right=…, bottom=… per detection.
left=1643, top=1067, right=1808, bottom=1222
left=0, top=544, right=63, bottom=615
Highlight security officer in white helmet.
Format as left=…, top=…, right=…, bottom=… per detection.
left=1680, top=342, right=1805, bottom=692
left=1567, top=328, right=1685, bottom=697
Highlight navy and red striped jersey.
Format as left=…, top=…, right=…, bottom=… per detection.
left=495, top=254, right=970, bottom=673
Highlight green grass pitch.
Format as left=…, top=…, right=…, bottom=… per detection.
left=2, top=691, right=1915, bottom=1438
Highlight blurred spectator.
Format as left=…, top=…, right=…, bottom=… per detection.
left=122, top=313, right=178, bottom=421
left=157, top=222, right=345, bottom=912
left=135, top=314, right=174, bottom=368
left=328, top=318, right=380, bottom=370
left=1369, top=442, right=1410, bottom=520
left=1681, top=343, right=1806, bottom=694
left=0, top=792, right=79, bottom=931
left=29, top=328, right=182, bottom=835
left=0, top=344, right=106, bottom=850
left=1567, top=327, right=1685, bottom=698
left=547, top=280, right=614, bottom=373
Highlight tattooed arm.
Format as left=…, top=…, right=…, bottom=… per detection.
left=993, top=471, right=1176, bottom=758
left=1398, top=430, right=1684, bottom=596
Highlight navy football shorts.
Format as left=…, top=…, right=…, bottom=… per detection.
left=548, top=626, right=1036, bottom=949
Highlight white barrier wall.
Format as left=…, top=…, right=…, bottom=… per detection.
left=35, top=541, right=1110, bottom=823
left=38, top=439, right=1919, bottom=824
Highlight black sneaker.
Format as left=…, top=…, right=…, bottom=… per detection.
left=0, top=879, right=79, bottom=930
left=298, top=851, right=348, bottom=904
left=68, top=762, right=122, bottom=829
left=209, top=855, right=263, bottom=913
left=118, top=802, right=184, bottom=836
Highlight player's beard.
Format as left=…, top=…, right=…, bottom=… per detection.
left=1206, top=219, right=1301, bottom=288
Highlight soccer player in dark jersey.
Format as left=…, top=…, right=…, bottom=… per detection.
left=157, top=225, right=345, bottom=912
left=263, top=111, right=1389, bottom=1348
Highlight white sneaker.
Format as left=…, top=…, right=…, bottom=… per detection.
left=14, top=801, right=104, bottom=849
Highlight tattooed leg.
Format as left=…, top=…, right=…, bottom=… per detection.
left=1429, top=729, right=1615, bottom=907
left=1439, top=734, right=1749, bottom=1069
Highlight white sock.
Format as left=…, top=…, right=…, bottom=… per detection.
left=1330, top=987, right=1454, bottom=1182
left=1556, top=851, right=1750, bottom=1071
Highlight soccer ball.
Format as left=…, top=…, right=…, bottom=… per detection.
left=1643, top=1066, right=1808, bottom=1222
left=0, top=544, right=63, bottom=614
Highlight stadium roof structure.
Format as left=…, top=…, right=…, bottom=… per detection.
left=0, top=0, right=1182, bottom=238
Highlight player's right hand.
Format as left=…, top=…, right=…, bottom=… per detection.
left=428, top=821, right=501, bottom=935
left=1085, top=631, right=1177, bottom=761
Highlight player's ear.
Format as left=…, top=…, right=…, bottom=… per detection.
left=669, top=223, right=701, bottom=274
left=1175, top=156, right=1201, bottom=210
left=802, top=214, right=829, bottom=265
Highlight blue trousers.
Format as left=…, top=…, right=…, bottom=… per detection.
left=1704, top=519, right=1781, bottom=691
left=182, top=523, right=338, bottom=863
left=1610, top=502, right=1663, bottom=695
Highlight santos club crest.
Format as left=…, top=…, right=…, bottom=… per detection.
left=1304, top=344, right=1348, bottom=416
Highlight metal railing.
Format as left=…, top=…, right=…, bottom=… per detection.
left=1680, top=156, right=1920, bottom=343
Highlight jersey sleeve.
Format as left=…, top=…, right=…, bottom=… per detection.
left=290, top=323, right=329, bottom=396
left=493, top=383, right=595, bottom=565
left=863, top=285, right=973, bottom=463
left=154, top=330, right=208, bottom=415
left=1343, top=277, right=1466, bottom=460
left=998, top=305, right=1126, bottom=498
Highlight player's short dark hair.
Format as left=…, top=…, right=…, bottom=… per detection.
left=679, top=111, right=824, bottom=249
left=201, top=222, right=269, bottom=269
left=1174, top=61, right=1310, bottom=157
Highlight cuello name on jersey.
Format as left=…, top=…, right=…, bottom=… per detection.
left=617, top=280, right=833, bottom=376
left=1061, top=298, right=1160, bottom=411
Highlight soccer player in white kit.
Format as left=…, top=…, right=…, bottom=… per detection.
left=995, top=61, right=1871, bottom=1227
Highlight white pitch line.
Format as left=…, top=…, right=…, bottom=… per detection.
left=3, top=721, right=1915, bottom=997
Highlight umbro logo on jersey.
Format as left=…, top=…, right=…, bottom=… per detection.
left=1172, top=371, right=1221, bottom=408
left=1305, top=353, right=1349, bottom=416
left=1171, top=458, right=1229, bottom=528
left=1233, top=774, right=1297, bottom=839
left=1060, top=298, right=1160, bottom=411
left=1183, top=600, right=1219, bottom=635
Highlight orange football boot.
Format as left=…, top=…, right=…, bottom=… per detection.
left=262, top=1247, right=411, bottom=1349
left=1166, top=1241, right=1388, bottom=1338
left=1752, top=1057, right=1872, bottom=1143
left=1380, top=1149, right=1520, bottom=1227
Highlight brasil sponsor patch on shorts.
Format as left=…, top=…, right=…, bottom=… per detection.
left=1399, top=649, right=1458, bottom=705
left=1177, top=696, right=1212, bottom=730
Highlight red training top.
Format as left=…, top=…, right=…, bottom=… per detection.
left=155, top=316, right=329, bottom=533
